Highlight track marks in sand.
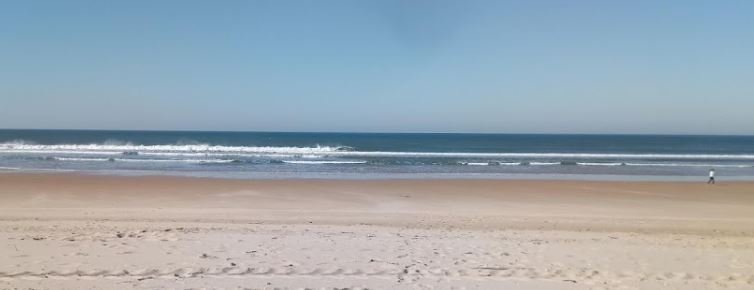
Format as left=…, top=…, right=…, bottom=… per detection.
left=2, top=222, right=753, bottom=289
left=0, top=266, right=752, bottom=286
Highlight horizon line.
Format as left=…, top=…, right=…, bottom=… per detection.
left=1, top=128, right=753, bottom=137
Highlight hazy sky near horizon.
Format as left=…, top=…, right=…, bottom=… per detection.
left=1, top=0, right=753, bottom=134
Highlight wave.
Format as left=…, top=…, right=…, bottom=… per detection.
left=577, top=162, right=626, bottom=166
left=137, top=152, right=318, bottom=159
left=3, top=139, right=36, bottom=145
left=462, top=161, right=612, bottom=166
left=7, top=153, right=753, bottom=169
left=0, top=143, right=349, bottom=154
left=3, top=142, right=754, bottom=160
left=457, top=161, right=752, bottom=168
left=282, top=160, right=367, bottom=165
left=53, top=157, right=112, bottom=162
left=49, top=157, right=236, bottom=164
left=0, top=140, right=754, bottom=166
left=1, top=150, right=330, bottom=161
left=102, top=139, right=132, bottom=146
left=623, top=162, right=753, bottom=168
left=333, top=152, right=754, bottom=160
left=529, top=162, right=561, bottom=166
left=460, top=162, right=491, bottom=166
left=498, top=162, right=524, bottom=166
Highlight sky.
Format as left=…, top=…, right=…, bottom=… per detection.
left=1, top=0, right=753, bottom=135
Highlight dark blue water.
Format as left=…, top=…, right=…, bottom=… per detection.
left=1, top=129, right=753, bottom=180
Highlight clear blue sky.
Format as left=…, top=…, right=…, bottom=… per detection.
left=1, top=0, right=752, bottom=134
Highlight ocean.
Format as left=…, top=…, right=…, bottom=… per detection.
left=1, top=129, right=753, bottom=180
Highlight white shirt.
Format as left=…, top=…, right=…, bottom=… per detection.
left=709, top=171, right=715, bottom=177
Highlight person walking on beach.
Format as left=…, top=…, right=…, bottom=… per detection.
left=708, top=169, right=715, bottom=184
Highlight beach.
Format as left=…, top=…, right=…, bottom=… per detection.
left=1, top=173, right=753, bottom=289
left=5, top=0, right=754, bottom=288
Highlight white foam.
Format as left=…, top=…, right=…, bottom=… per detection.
left=51, top=157, right=235, bottom=164
left=3, top=149, right=122, bottom=155
left=0, top=143, right=346, bottom=154
left=462, top=162, right=490, bottom=166
left=192, top=159, right=240, bottom=164
left=119, top=158, right=237, bottom=164
left=282, top=160, right=367, bottom=165
left=53, top=157, right=111, bottom=162
left=2, top=142, right=754, bottom=160
left=138, top=152, right=296, bottom=159
left=529, top=162, right=561, bottom=166
left=577, top=162, right=626, bottom=166
left=330, top=152, right=754, bottom=160
left=624, top=163, right=753, bottom=168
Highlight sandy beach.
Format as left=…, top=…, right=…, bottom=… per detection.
left=1, top=173, right=753, bottom=289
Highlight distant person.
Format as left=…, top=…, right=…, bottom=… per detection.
left=708, top=169, right=715, bottom=184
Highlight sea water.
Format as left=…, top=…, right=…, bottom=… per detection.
left=1, top=129, right=753, bottom=180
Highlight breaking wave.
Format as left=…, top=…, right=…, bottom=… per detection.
left=282, top=160, right=367, bottom=165
left=2, top=142, right=754, bottom=160
left=0, top=143, right=348, bottom=155
left=50, top=157, right=237, bottom=164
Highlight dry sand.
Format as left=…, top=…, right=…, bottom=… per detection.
left=0, top=173, right=753, bottom=289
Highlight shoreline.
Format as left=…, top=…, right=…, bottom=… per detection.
left=4, top=168, right=754, bottom=182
